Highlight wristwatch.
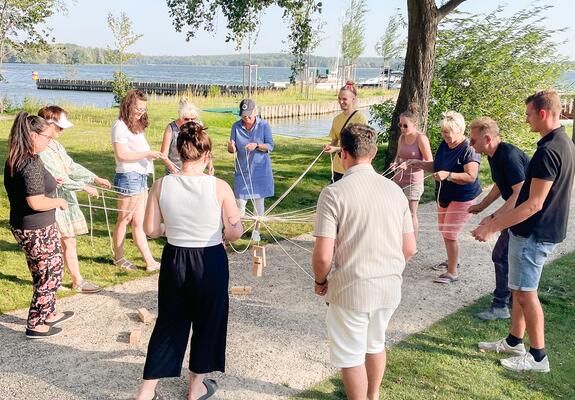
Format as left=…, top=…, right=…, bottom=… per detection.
left=446, top=172, right=453, bottom=181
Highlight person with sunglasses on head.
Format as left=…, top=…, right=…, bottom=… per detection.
left=111, top=90, right=164, bottom=272
left=4, top=112, right=73, bottom=339
left=390, top=103, right=433, bottom=239
left=136, top=121, right=242, bottom=400
left=160, top=97, right=214, bottom=175
left=37, top=105, right=111, bottom=294
left=323, top=81, right=368, bottom=183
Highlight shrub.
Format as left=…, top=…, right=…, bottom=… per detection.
left=111, top=71, right=133, bottom=105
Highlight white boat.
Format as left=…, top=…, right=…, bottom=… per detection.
left=358, top=71, right=403, bottom=89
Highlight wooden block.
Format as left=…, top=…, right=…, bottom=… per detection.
left=252, top=256, right=263, bottom=277
left=252, top=245, right=267, bottom=267
left=129, top=327, right=141, bottom=345
left=137, top=308, right=153, bottom=323
left=230, top=286, right=253, bottom=295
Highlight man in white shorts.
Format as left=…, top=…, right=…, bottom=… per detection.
left=312, top=123, right=416, bottom=399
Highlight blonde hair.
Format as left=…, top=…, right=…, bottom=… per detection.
left=439, top=111, right=465, bottom=136
left=470, top=117, right=500, bottom=137
left=178, top=97, right=199, bottom=119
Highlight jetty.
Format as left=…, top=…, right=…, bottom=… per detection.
left=35, top=79, right=284, bottom=96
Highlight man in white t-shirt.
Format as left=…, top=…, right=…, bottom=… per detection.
left=312, top=123, right=417, bottom=400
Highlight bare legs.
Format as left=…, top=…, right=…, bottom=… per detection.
left=509, top=290, right=545, bottom=348
left=341, top=350, right=387, bottom=400
left=61, top=236, right=83, bottom=287
left=408, top=200, right=419, bottom=239
left=443, top=237, right=459, bottom=276
left=113, top=191, right=157, bottom=266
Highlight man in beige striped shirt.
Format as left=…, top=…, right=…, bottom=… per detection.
left=312, top=123, right=416, bottom=400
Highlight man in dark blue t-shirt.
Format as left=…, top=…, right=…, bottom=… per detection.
left=472, top=91, right=575, bottom=373
left=468, top=117, right=530, bottom=321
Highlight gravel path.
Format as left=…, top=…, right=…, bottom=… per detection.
left=1, top=188, right=574, bottom=400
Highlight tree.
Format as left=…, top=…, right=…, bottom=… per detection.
left=165, top=0, right=322, bottom=86
left=385, top=0, right=466, bottom=163
left=340, top=0, right=368, bottom=68
left=107, top=11, right=142, bottom=74
left=0, top=0, right=66, bottom=111
left=426, top=5, right=566, bottom=151
left=374, top=10, right=405, bottom=87
left=107, top=11, right=142, bottom=104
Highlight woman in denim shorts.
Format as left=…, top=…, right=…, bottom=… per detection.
left=111, top=90, right=165, bottom=271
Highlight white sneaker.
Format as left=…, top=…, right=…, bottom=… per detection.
left=251, top=230, right=261, bottom=242
left=500, top=352, right=550, bottom=373
left=478, top=338, right=526, bottom=355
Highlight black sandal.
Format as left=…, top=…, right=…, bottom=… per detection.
left=197, top=379, right=218, bottom=400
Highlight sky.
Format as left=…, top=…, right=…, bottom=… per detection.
left=46, top=1, right=575, bottom=59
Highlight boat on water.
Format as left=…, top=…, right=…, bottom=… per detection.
left=358, top=70, right=403, bottom=89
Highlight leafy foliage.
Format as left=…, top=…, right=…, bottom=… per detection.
left=340, top=0, right=368, bottom=66
left=369, top=99, right=396, bottom=144
left=425, top=5, right=567, bottom=150
left=111, top=71, right=133, bottom=106
left=374, top=10, right=406, bottom=82
left=107, top=11, right=143, bottom=74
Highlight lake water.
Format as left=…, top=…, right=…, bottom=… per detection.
left=1, top=63, right=574, bottom=138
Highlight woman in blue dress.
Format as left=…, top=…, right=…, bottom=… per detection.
left=226, top=99, right=274, bottom=242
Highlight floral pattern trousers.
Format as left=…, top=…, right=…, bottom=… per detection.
left=11, top=223, right=64, bottom=329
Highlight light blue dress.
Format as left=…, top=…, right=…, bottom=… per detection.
left=230, top=116, right=275, bottom=199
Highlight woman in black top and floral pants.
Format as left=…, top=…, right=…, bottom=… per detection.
left=4, top=112, right=72, bottom=339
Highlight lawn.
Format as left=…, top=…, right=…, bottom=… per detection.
left=293, top=252, right=575, bottom=400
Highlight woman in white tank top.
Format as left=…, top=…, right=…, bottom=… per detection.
left=135, top=121, right=243, bottom=400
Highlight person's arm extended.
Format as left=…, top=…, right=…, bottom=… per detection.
left=218, top=179, right=243, bottom=242
left=144, top=179, right=164, bottom=238
left=27, top=195, right=67, bottom=211
left=113, top=142, right=164, bottom=163
left=468, top=184, right=501, bottom=214
left=493, top=181, right=523, bottom=217
left=312, top=236, right=335, bottom=284
left=418, top=134, right=434, bottom=162
left=472, top=178, right=552, bottom=241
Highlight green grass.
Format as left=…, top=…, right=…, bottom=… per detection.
left=293, top=252, right=575, bottom=400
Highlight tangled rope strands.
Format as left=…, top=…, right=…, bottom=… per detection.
left=262, top=222, right=313, bottom=254
left=265, top=149, right=326, bottom=217
left=261, top=221, right=314, bottom=280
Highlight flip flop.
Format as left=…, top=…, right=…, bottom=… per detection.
left=151, top=391, right=164, bottom=400
left=431, top=262, right=461, bottom=271
left=114, top=257, right=138, bottom=271
left=197, top=378, right=218, bottom=400
left=433, top=273, right=459, bottom=284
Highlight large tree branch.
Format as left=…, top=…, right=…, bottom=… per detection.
left=437, top=0, right=466, bottom=20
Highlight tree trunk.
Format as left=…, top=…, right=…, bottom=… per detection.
left=385, top=0, right=466, bottom=164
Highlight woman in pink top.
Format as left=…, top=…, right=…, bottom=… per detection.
left=391, top=104, right=433, bottom=237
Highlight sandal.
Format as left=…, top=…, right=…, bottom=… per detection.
left=114, top=257, right=138, bottom=271
left=433, top=272, right=459, bottom=284
left=197, top=378, right=218, bottom=400
left=151, top=391, right=164, bottom=400
left=146, top=261, right=161, bottom=272
left=431, top=261, right=461, bottom=271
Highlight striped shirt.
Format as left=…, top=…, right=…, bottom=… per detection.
left=313, top=163, right=413, bottom=312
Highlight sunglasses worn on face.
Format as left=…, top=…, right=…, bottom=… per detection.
left=37, top=132, right=52, bottom=140
left=399, top=124, right=409, bottom=129
left=135, top=107, right=147, bottom=113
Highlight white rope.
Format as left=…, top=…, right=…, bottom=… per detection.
left=263, top=222, right=313, bottom=254
left=87, top=194, right=94, bottom=247
left=101, top=189, right=114, bottom=255
left=265, top=149, right=325, bottom=216
left=261, top=221, right=314, bottom=280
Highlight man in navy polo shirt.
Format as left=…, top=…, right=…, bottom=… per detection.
left=472, top=90, right=575, bottom=373
left=468, top=117, right=530, bottom=320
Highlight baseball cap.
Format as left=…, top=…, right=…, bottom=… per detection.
left=239, top=99, right=256, bottom=117
left=47, top=114, right=74, bottom=129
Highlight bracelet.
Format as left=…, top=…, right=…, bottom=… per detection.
left=315, top=278, right=327, bottom=286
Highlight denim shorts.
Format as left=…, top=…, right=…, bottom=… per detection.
left=114, top=172, right=148, bottom=196
left=508, top=231, right=557, bottom=291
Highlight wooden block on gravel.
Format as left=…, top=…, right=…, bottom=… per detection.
left=252, top=245, right=266, bottom=267
left=252, top=256, right=263, bottom=277
left=129, top=328, right=141, bottom=345
left=137, top=308, right=154, bottom=323
left=230, top=286, right=252, bottom=295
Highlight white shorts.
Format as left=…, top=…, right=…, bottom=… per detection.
left=326, top=303, right=397, bottom=368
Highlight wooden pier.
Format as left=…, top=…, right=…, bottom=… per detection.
left=35, top=79, right=283, bottom=96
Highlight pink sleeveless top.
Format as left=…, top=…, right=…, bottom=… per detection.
left=396, top=134, right=424, bottom=186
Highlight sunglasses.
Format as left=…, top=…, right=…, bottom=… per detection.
left=399, top=124, right=409, bottom=129
left=134, top=107, right=147, bottom=113
left=37, top=132, right=52, bottom=140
